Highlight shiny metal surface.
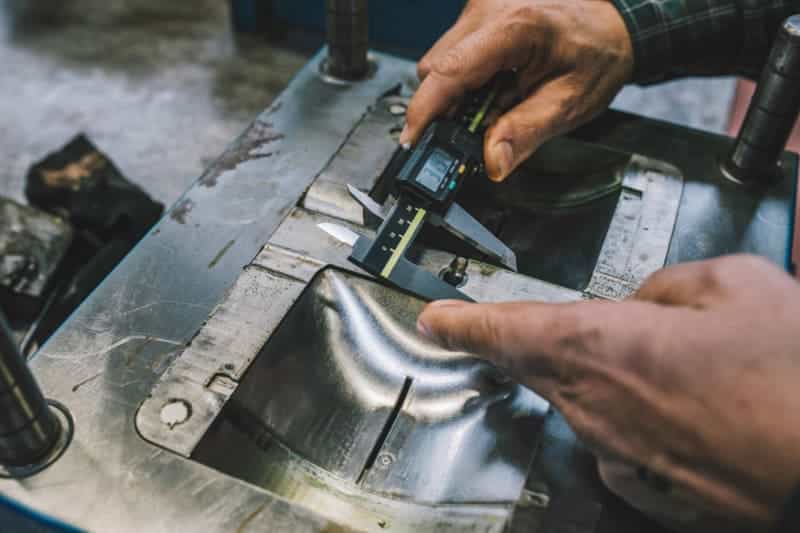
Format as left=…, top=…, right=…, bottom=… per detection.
left=319, top=221, right=360, bottom=247
left=723, top=15, right=800, bottom=185
left=433, top=202, right=519, bottom=271
left=1, top=50, right=412, bottom=532
left=2, top=45, right=796, bottom=533
left=0, top=310, right=61, bottom=470
left=303, top=93, right=411, bottom=226
left=347, top=180, right=519, bottom=271
left=347, top=184, right=391, bottom=221
left=585, top=155, right=683, bottom=300
left=194, top=268, right=547, bottom=510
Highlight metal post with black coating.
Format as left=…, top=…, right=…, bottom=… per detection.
left=325, top=0, right=369, bottom=80
left=723, top=15, right=800, bottom=185
left=0, top=310, right=60, bottom=469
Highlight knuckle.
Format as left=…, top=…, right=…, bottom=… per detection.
left=551, top=305, right=604, bottom=358
left=700, top=259, right=734, bottom=292
left=640, top=268, right=668, bottom=291
left=417, top=59, right=431, bottom=80
left=491, top=115, right=517, bottom=141
left=537, top=305, right=605, bottom=387
left=474, top=310, right=503, bottom=352
left=506, top=5, right=541, bottom=31
left=619, top=319, right=662, bottom=376
left=434, top=49, right=467, bottom=77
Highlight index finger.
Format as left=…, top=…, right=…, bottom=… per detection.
left=400, top=22, right=537, bottom=146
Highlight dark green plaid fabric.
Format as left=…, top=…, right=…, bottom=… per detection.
left=610, top=0, right=800, bottom=83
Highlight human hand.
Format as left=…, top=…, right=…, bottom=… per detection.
left=417, top=255, right=800, bottom=531
left=400, top=0, right=634, bottom=182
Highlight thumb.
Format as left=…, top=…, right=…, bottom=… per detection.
left=484, top=76, right=577, bottom=182
left=416, top=297, right=675, bottom=399
left=416, top=299, right=580, bottom=395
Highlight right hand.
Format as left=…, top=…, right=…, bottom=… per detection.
left=417, top=255, right=800, bottom=532
left=401, top=0, right=635, bottom=182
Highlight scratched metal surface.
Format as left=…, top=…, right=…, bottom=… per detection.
left=134, top=98, right=681, bottom=532
left=0, top=50, right=417, bottom=532
left=187, top=267, right=549, bottom=532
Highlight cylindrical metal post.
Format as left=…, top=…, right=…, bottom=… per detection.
left=723, top=15, right=800, bottom=185
left=325, top=0, right=369, bottom=80
left=0, top=311, right=60, bottom=467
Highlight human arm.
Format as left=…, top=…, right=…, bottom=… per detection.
left=614, top=0, right=800, bottom=83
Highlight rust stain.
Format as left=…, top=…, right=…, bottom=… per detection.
left=479, top=263, right=500, bottom=277
left=200, top=120, right=285, bottom=187
left=236, top=501, right=269, bottom=533
left=41, top=151, right=106, bottom=190
left=169, top=198, right=194, bottom=224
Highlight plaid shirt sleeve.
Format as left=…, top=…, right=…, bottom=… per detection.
left=610, top=0, right=800, bottom=83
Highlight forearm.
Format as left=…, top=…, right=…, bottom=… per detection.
left=611, top=0, right=800, bottom=83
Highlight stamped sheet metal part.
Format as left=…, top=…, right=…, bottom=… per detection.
left=193, top=269, right=548, bottom=509
left=138, top=240, right=557, bottom=531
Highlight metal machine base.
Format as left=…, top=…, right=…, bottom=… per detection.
left=1, top=50, right=795, bottom=533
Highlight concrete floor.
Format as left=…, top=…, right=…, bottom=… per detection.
left=0, top=0, right=308, bottom=206
left=0, top=1, right=736, bottom=209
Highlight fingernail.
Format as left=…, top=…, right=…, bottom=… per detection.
left=490, top=141, right=513, bottom=182
left=427, top=299, right=469, bottom=309
left=416, top=318, right=434, bottom=340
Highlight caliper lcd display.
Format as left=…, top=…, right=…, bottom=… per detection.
left=416, top=148, right=455, bottom=193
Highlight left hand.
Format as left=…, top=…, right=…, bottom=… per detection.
left=400, top=0, right=634, bottom=181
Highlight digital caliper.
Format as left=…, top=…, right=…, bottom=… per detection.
left=320, top=77, right=518, bottom=302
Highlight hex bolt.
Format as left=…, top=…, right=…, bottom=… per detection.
left=440, top=257, right=469, bottom=287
